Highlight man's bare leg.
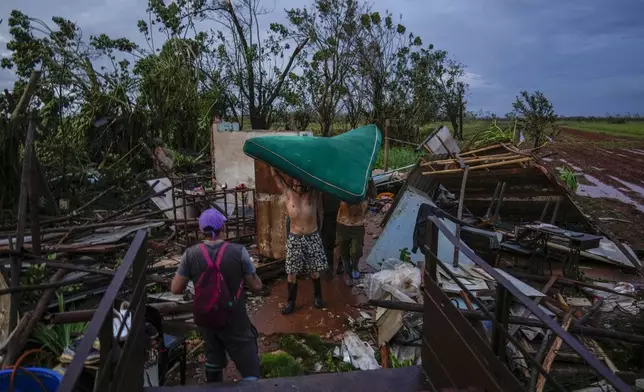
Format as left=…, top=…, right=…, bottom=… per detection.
left=282, top=274, right=298, bottom=315
left=311, top=272, right=326, bottom=309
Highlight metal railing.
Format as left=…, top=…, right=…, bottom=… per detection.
left=58, top=229, right=149, bottom=392
left=170, top=174, right=256, bottom=246
left=418, top=205, right=630, bottom=392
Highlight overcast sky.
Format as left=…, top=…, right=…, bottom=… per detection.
left=1, top=0, right=643, bottom=116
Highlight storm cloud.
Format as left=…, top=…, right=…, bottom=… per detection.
left=1, top=0, right=643, bottom=115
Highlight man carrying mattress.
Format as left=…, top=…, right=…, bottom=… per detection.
left=271, top=167, right=327, bottom=315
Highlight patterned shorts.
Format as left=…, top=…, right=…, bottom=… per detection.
left=285, top=231, right=328, bottom=276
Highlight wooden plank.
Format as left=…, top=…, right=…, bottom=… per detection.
left=459, top=143, right=505, bottom=157
left=422, top=157, right=534, bottom=175
left=452, top=166, right=469, bottom=267
left=10, top=117, right=36, bottom=330
left=421, top=152, right=518, bottom=167
left=536, top=312, right=574, bottom=392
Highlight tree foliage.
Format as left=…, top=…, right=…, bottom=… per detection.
left=287, top=0, right=362, bottom=136
left=512, top=90, right=558, bottom=148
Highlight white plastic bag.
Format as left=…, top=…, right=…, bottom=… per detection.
left=366, top=260, right=421, bottom=300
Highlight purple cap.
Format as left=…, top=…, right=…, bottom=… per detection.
left=198, top=208, right=227, bottom=234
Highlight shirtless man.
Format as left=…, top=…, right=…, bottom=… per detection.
left=271, top=167, right=327, bottom=315
left=337, top=180, right=376, bottom=286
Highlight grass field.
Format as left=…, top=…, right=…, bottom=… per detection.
left=373, top=147, right=423, bottom=170
left=557, top=121, right=644, bottom=138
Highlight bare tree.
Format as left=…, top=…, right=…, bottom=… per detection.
left=212, top=0, right=309, bottom=129
left=287, top=0, right=364, bottom=136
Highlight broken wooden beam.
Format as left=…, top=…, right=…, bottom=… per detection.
left=10, top=116, right=37, bottom=330
left=536, top=312, right=574, bottom=392
left=368, top=299, right=644, bottom=343
left=3, top=269, right=67, bottom=366
left=421, top=152, right=518, bottom=167
left=98, top=183, right=177, bottom=222
left=422, top=157, right=533, bottom=175
left=502, top=271, right=637, bottom=298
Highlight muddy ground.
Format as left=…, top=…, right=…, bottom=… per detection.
left=543, top=128, right=644, bottom=249
left=168, top=213, right=385, bottom=384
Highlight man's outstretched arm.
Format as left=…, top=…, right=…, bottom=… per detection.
left=270, top=166, right=286, bottom=193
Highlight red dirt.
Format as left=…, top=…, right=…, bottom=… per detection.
left=558, top=127, right=639, bottom=142
left=544, top=128, right=644, bottom=248
left=250, top=212, right=384, bottom=336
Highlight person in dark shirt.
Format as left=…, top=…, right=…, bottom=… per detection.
left=171, top=208, right=263, bottom=383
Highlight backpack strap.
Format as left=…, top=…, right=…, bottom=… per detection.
left=199, top=242, right=244, bottom=301
left=199, top=242, right=229, bottom=270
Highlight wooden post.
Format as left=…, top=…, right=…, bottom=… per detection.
left=452, top=166, right=469, bottom=267
left=29, top=144, right=41, bottom=256
left=211, top=121, right=219, bottom=187
left=383, top=119, right=390, bottom=172
left=10, top=116, right=36, bottom=330
left=536, top=312, right=574, bottom=392
left=458, top=93, right=464, bottom=141
left=4, top=270, right=68, bottom=367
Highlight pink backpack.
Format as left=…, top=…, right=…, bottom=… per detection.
left=193, top=243, right=244, bottom=329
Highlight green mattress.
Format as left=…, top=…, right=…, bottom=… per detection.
left=243, top=124, right=382, bottom=203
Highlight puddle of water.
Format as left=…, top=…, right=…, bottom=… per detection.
left=558, top=158, right=583, bottom=172
left=629, top=149, right=644, bottom=157
left=542, top=157, right=554, bottom=162
left=610, top=176, right=644, bottom=197
left=577, top=174, right=644, bottom=213
left=615, top=153, right=628, bottom=158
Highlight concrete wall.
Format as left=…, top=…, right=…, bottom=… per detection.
left=212, top=127, right=299, bottom=260
left=213, top=129, right=298, bottom=189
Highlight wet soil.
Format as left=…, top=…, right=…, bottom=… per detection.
left=543, top=128, right=644, bottom=249
left=250, top=212, right=384, bottom=337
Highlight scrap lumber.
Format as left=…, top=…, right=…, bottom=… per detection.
left=0, top=243, right=127, bottom=254
left=503, top=271, right=638, bottom=298
left=368, top=299, right=644, bottom=343
left=458, top=143, right=505, bottom=157
left=10, top=117, right=37, bottom=330
left=421, top=152, right=518, bottom=167
left=452, top=166, right=469, bottom=267
left=508, top=275, right=558, bottom=338
left=536, top=312, right=574, bottom=392
left=422, top=157, right=533, bottom=175
left=0, top=312, right=30, bottom=353
left=3, top=269, right=68, bottom=366
left=98, top=183, right=176, bottom=222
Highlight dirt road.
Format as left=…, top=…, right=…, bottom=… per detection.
left=544, top=128, right=644, bottom=249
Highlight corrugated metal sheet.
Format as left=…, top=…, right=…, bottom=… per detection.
left=366, top=186, right=477, bottom=271
left=365, top=186, right=546, bottom=298
left=146, top=177, right=196, bottom=220
left=73, top=221, right=165, bottom=246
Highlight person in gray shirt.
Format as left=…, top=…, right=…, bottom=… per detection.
left=171, top=208, right=263, bottom=383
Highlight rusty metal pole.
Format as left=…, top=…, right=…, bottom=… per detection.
left=452, top=166, right=469, bottom=268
